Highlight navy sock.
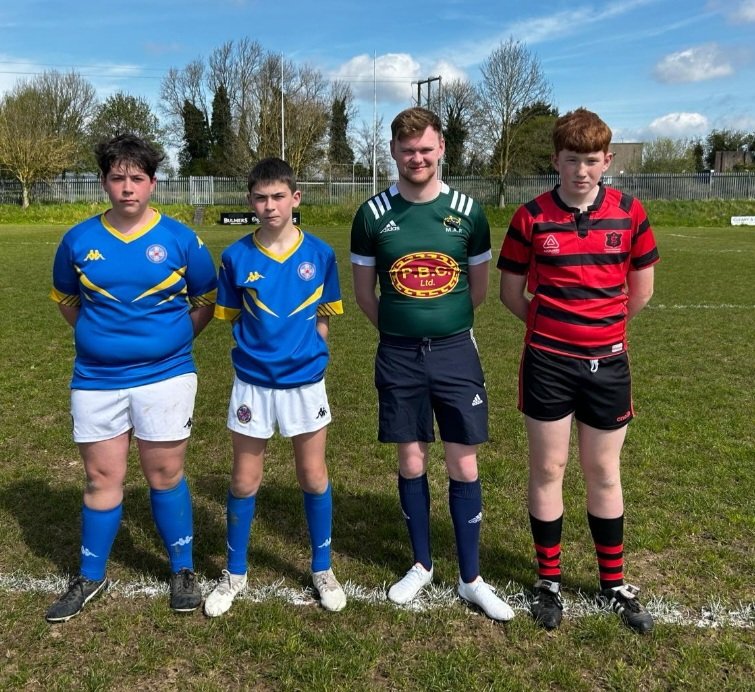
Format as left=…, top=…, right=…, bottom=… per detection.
left=303, top=483, right=333, bottom=573
left=150, top=476, right=194, bottom=572
left=80, top=503, right=122, bottom=581
left=449, top=478, right=482, bottom=584
left=398, top=473, right=432, bottom=571
left=226, top=491, right=256, bottom=575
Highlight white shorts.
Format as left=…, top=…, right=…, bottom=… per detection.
left=71, top=373, right=198, bottom=443
left=227, top=376, right=331, bottom=438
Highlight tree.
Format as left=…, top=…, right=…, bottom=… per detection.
left=506, top=101, right=558, bottom=175
left=87, top=92, right=166, bottom=170
left=0, top=83, right=79, bottom=207
left=327, top=81, right=355, bottom=179
left=352, top=116, right=392, bottom=177
left=440, top=79, right=476, bottom=175
left=179, top=100, right=212, bottom=175
left=640, top=137, right=698, bottom=173
left=703, top=129, right=755, bottom=169
left=477, top=38, right=551, bottom=181
left=209, top=84, right=238, bottom=175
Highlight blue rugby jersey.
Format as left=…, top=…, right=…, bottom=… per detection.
left=215, top=229, right=343, bottom=388
left=51, top=211, right=217, bottom=389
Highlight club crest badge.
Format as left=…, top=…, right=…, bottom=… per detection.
left=298, top=261, right=316, bottom=281
left=236, top=405, right=252, bottom=424
left=146, top=244, right=167, bottom=263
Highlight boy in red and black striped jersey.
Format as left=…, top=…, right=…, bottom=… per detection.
left=498, top=108, right=659, bottom=633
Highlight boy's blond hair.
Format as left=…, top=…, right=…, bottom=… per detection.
left=553, top=108, right=612, bottom=154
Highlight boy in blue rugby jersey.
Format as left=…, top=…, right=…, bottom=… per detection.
left=47, top=134, right=217, bottom=622
left=205, top=157, right=346, bottom=616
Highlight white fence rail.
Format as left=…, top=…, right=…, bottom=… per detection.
left=1, top=172, right=754, bottom=207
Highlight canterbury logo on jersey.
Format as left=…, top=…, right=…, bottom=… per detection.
left=244, top=271, right=265, bottom=283
left=85, top=249, right=106, bottom=261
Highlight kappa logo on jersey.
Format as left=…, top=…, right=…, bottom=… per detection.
left=443, top=215, right=462, bottom=232
left=146, top=244, right=167, bottom=263
left=379, top=219, right=400, bottom=234
left=85, top=249, right=106, bottom=261
left=298, top=261, right=316, bottom=281
left=389, top=251, right=460, bottom=299
left=605, top=231, right=622, bottom=251
left=542, top=235, right=560, bottom=255
left=244, top=271, right=265, bottom=283
left=472, top=393, right=484, bottom=407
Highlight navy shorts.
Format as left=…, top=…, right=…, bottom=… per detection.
left=375, top=331, right=488, bottom=445
left=520, top=346, right=634, bottom=430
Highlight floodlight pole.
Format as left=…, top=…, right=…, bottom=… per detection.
left=280, top=57, right=285, bottom=160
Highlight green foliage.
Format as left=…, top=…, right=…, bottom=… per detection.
left=179, top=99, right=212, bottom=176
left=209, top=85, right=237, bottom=176
left=641, top=137, right=699, bottom=173
left=704, top=128, right=755, bottom=169
left=328, top=96, right=354, bottom=172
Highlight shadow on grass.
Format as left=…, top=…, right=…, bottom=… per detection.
left=0, top=478, right=219, bottom=579
left=192, top=474, right=533, bottom=588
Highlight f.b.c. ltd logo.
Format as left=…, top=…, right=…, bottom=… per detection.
left=389, top=252, right=459, bottom=298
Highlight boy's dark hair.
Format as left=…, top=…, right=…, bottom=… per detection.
left=552, top=108, right=612, bottom=154
left=95, top=134, right=164, bottom=178
left=391, top=107, right=442, bottom=141
left=247, top=157, right=297, bottom=193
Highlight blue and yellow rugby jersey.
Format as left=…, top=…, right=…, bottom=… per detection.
left=215, top=229, right=343, bottom=389
left=51, top=211, right=217, bottom=390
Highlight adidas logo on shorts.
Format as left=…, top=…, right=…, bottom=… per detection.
left=472, top=393, right=484, bottom=407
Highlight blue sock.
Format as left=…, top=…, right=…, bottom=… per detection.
left=226, top=491, right=256, bottom=575
left=449, top=478, right=482, bottom=583
left=398, top=474, right=432, bottom=571
left=303, top=483, right=333, bottom=573
left=80, top=503, right=122, bottom=581
left=150, top=476, right=194, bottom=573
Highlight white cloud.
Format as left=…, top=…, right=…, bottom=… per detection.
left=708, top=0, right=755, bottom=22
left=0, top=55, right=42, bottom=96
left=653, top=44, right=733, bottom=83
left=331, top=53, right=420, bottom=104
left=648, top=112, right=710, bottom=138
left=426, top=60, right=467, bottom=85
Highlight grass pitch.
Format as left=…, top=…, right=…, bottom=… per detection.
left=0, top=222, right=753, bottom=690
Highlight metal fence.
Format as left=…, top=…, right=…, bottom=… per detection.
left=2, top=172, right=754, bottom=207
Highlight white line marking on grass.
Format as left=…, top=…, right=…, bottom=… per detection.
left=3, top=572, right=753, bottom=629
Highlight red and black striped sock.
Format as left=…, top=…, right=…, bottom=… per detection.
left=529, top=513, right=563, bottom=583
left=587, top=512, right=624, bottom=590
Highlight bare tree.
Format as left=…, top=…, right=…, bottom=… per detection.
left=477, top=38, right=551, bottom=180
left=0, top=83, right=79, bottom=207
left=352, top=116, right=392, bottom=176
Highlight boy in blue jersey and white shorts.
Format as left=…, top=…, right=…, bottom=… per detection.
left=205, top=157, right=346, bottom=616
left=47, top=135, right=217, bottom=622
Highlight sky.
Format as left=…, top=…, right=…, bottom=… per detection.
left=1, top=0, right=754, bottom=148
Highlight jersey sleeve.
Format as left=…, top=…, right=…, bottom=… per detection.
left=214, top=248, right=242, bottom=321
left=467, top=202, right=492, bottom=265
left=497, top=204, right=533, bottom=274
left=185, top=233, right=218, bottom=307
left=50, top=231, right=81, bottom=306
left=349, top=205, right=376, bottom=266
left=629, top=199, right=660, bottom=270
left=317, top=247, right=344, bottom=317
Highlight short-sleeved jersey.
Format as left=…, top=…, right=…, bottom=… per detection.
left=497, top=184, right=659, bottom=358
left=350, top=183, right=492, bottom=338
left=215, top=228, right=343, bottom=389
left=50, top=211, right=218, bottom=390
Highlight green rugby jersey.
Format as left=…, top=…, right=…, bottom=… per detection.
left=350, top=183, right=492, bottom=338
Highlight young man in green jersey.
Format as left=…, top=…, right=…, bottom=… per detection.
left=350, top=107, right=514, bottom=622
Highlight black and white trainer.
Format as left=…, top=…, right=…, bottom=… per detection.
left=599, top=583, right=654, bottom=633
left=45, top=576, right=109, bottom=623
left=531, top=579, right=563, bottom=630
left=169, top=568, right=202, bottom=613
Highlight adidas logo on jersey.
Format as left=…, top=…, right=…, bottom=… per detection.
left=85, top=249, right=106, bottom=261
left=379, top=220, right=400, bottom=234
left=472, top=393, right=484, bottom=407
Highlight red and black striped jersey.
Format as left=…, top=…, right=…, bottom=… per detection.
left=497, top=184, right=659, bottom=358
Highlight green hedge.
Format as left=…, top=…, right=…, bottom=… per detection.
left=1, top=198, right=754, bottom=228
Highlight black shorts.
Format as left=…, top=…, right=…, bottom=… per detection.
left=375, top=331, right=488, bottom=445
left=520, top=345, right=634, bottom=430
